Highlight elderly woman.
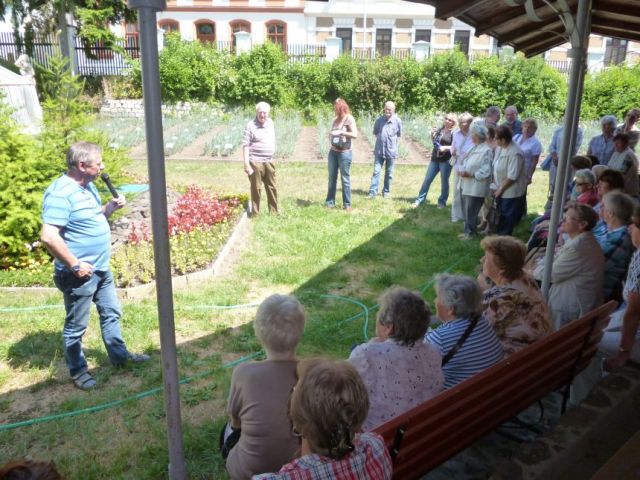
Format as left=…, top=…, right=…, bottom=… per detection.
left=254, top=358, right=393, bottom=479
left=349, top=287, right=443, bottom=431
left=479, top=236, right=553, bottom=356
left=492, top=125, right=527, bottom=235
left=225, top=295, right=306, bottom=480
left=413, top=113, right=457, bottom=209
left=573, top=168, right=599, bottom=206
left=534, top=203, right=605, bottom=327
left=458, top=124, right=493, bottom=240
left=449, top=112, right=475, bottom=222
left=603, top=203, right=640, bottom=370
left=326, top=98, right=358, bottom=212
left=608, top=133, right=639, bottom=198
left=426, top=274, right=504, bottom=388
left=513, top=118, right=542, bottom=184
left=592, top=169, right=625, bottom=240
left=615, top=108, right=640, bottom=151
left=597, top=191, right=635, bottom=302
left=587, top=115, right=617, bottom=166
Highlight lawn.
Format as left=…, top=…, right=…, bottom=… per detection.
left=0, top=156, right=551, bottom=478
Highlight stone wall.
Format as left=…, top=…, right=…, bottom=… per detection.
left=100, top=99, right=205, bottom=118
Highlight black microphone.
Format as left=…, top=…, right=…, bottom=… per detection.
left=100, top=172, right=120, bottom=198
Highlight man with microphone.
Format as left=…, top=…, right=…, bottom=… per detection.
left=41, top=141, right=149, bottom=391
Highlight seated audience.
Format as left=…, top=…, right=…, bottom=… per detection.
left=597, top=192, right=635, bottom=302
left=226, top=295, right=306, bottom=480
left=603, top=203, right=640, bottom=370
left=0, top=459, right=62, bottom=479
left=349, top=287, right=443, bottom=431
left=426, top=274, right=504, bottom=388
left=253, top=358, right=393, bottom=480
left=608, top=133, right=639, bottom=198
left=573, top=169, right=599, bottom=206
left=479, top=236, right=553, bottom=356
left=534, top=203, right=604, bottom=327
left=592, top=169, right=625, bottom=239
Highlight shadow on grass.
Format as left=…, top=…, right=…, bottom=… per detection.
left=0, top=202, right=492, bottom=479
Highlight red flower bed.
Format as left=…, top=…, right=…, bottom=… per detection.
left=128, top=186, right=241, bottom=245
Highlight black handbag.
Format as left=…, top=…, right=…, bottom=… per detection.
left=219, top=423, right=241, bottom=459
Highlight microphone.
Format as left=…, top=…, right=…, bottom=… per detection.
left=100, top=173, right=120, bottom=198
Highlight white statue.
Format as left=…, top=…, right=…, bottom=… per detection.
left=15, top=54, right=35, bottom=80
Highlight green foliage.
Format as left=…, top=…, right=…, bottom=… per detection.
left=223, top=42, right=289, bottom=106
left=152, top=33, right=231, bottom=103
left=582, top=64, right=640, bottom=120
left=286, top=60, right=332, bottom=115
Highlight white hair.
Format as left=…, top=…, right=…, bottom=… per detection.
left=254, top=294, right=305, bottom=353
left=600, top=115, right=617, bottom=127
left=256, top=101, right=271, bottom=113
left=384, top=101, right=396, bottom=111
left=470, top=123, right=488, bottom=142
left=435, top=274, right=482, bottom=318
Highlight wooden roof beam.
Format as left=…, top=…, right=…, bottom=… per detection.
left=498, top=19, right=564, bottom=43
left=593, top=26, right=640, bottom=43
left=434, top=0, right=491, bottom=20
left=593, top=0, right=640, bottom=18
left=474, top=8, right=529, bottom=37
left=592, top=16, right=640, bottom=34
left=522, top=36, right=571, bottom=57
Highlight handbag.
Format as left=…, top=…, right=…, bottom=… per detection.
left=331, top=117, right=350, bottom=150
left=219, top=423, right=241, bottom=459
left=441, top=315, right=480, bottom=366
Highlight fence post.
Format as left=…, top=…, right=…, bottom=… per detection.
left=157, top=28, right=165, bottom=52
left=325, top=36, right=341, bottom=61
left=235, top=31, right=251, bottom=55
left=66, top=24, right=79, bottom=75
left=412, top=40, right=430, bottom=61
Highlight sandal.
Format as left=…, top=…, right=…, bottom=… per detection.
left=72, top=371, right=97, bottom=391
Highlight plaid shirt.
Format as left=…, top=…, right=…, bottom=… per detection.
left=252, top=432, right=392, bottom=480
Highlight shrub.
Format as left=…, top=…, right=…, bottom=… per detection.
left=223, top=42, right=289, bottom=106
left=287, top=60, right=332, bottom=115
left=582, top=64, right=640, bottom=120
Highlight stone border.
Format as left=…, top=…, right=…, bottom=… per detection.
left=1, top=211, right=250, bottom=300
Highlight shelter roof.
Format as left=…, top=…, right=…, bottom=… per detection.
left=404, top=0, right=640, bottom=57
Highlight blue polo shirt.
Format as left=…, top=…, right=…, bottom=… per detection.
left=42, top=175, right=111, bottom=272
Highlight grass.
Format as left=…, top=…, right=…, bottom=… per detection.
left=0, top=155, right=552, bottom=478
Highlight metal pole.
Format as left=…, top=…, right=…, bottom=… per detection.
left=126, top=0, right=187, bottom=478
left=541, top=0, right=591, bottom=314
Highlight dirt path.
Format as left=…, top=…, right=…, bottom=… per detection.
left=168, top=124, right=225, bottom=159
left=290, top=126, right=321, bottom=162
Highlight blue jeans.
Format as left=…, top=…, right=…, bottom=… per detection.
left=326, top=149, right=352, bottom=208
left=461, top=194, right=485, bottom=235
left=54, top=269, right=129, bottom=377
left=415, top=160, right=452, bottom=206
left=368, top=154, right=395, bottom=196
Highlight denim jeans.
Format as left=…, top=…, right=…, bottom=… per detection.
left=368, top=154, right=395, bottom=196
left=415, top=160, right=452, bottom=206
left=326, top=149, right=353, bottom=208
left=54, top=269, right=129, bottom=377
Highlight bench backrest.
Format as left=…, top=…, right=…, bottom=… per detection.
left=373, top=301, right=617, bottom=480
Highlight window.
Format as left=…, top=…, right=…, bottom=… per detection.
left=604, top=38, right=628, bottom=66
left=230, top=19, right=251, bottom=48
left=376, top=28, right=392, bottom=57
left=415, top=29, right=431, bottom=43
left=124, top=22, right=139, bottom=58
left=336, top=28, right=352, bottom=54
left=158, top=20, right=179, bottom=36
left=454, top=30, right=470, bottom=56
left=266, top=21, right=286, bottom=50
left=195, top=21, right=216, bottom=43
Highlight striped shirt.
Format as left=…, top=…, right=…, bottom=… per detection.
left=243, top=117, right=276, bottom=163
left=426, top=316, right=504, bottom=389
left=252, top=432, right=392, bottom=480
left=42, top=175, right=111, bottom=272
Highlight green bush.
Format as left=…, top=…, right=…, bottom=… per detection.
left=287, top=60, right=332, bottom=115
left=583, top=64, right=640, bottom=120
left=222, top=42, right=289, bottom=106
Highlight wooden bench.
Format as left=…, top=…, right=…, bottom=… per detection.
left=373, top=301, right=617, bottom=480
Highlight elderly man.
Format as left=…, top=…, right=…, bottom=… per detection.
left=502, top=105, right=522, bottom=135
left=368, top=101, right=402, bottom=198
left=243, top=101, right=278, bottom=215
left=608, top=133, right=639, bottom=198
left=477, top=105, right=501, bottom=128
left=41, top=142, right=149, bottom=391
left=587, top=115, right=617, bottom=166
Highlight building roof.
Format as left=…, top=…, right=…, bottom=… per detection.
left=403, top=0, right=640, bottom=57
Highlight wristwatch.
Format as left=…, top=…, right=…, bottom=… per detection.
left=71, top=262, right=82, bottom=273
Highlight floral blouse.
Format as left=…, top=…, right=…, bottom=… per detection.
left=349, top=339, right=443, bottom=431
left=482, top=275, right=554, bottom=356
